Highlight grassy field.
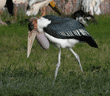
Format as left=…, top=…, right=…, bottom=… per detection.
left=0, top=13, right=110, bottom=95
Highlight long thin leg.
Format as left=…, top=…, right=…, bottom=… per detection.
left=69, top=48, right=83, bottom=73
left=53, top=47, right=61, bottom=85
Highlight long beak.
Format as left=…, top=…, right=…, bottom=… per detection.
left=27, top=30, right=50, bottom=58
left=77, top=17, right=89, bottom=27
left=27, top=31, right=36, bottom=58
left=27, top=17, right=50, bottom=58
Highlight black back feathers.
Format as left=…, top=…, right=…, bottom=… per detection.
left=5, top=0, right=14, bottom=16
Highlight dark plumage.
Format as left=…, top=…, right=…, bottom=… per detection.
left=5, top=0, right=14, bottom=16
left=43, top=15, right=98, bottom=48
left=70, top=9, right=98, bottom=23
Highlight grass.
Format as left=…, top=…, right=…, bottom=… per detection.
left=0, top=13, right=110, bottom=95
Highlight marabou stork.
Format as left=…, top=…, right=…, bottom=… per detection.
left=27, top=15, right=98, bottom=84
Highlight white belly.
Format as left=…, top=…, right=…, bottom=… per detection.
left=44, top=33, right=79, bottom=48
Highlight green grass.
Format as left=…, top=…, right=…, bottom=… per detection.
left=0, top=14, right=110, bottom=95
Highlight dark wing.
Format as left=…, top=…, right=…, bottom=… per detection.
left=5, top=0, right=14, bottom=16
left=43, top=15, right=72, bottom=24
left=43, top=16, right=98, bottom=48
left=43, top=18, right=88, bottom=39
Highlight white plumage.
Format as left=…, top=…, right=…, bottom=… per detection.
left=26, top=0, right=62, bottom=16
left=37, top=16, right=51, bottom=32
left=82, top=0, right=104, bottom=15
left=0, top=0, right=6, bottom=9
left=0, top=0, right=58, bottom=25
left=26, top=0, right=52, bottom=16
left=44, top=32, right=79, bottom=48
left=0, top=0, right=59, bottom=18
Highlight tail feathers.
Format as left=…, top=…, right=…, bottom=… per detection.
left=5, top=0, right=14, bottom=16
left=85, top=36, right=98, bottom=48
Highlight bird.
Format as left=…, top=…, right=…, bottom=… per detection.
left=26, top=0, right=97, bottom=27
left=3, top=0, right=61, bottom=16
left=0, top=0, right=61, bottom=25
left=60, top=0, right=98, bottom=27
left=69, top=9, right=98, bottom=26
left=26, top=0, right=61, bottom=16
left=27, top=15, right=98, bottom=84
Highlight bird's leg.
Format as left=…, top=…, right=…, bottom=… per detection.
left=69, top=48, right=83, bottom=73
left=53, top=47, right=61, bottom=85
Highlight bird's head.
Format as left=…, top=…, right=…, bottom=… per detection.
left=76, top=17, right=89, bottom=27
left=27, top=17, right=50, bottom=58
